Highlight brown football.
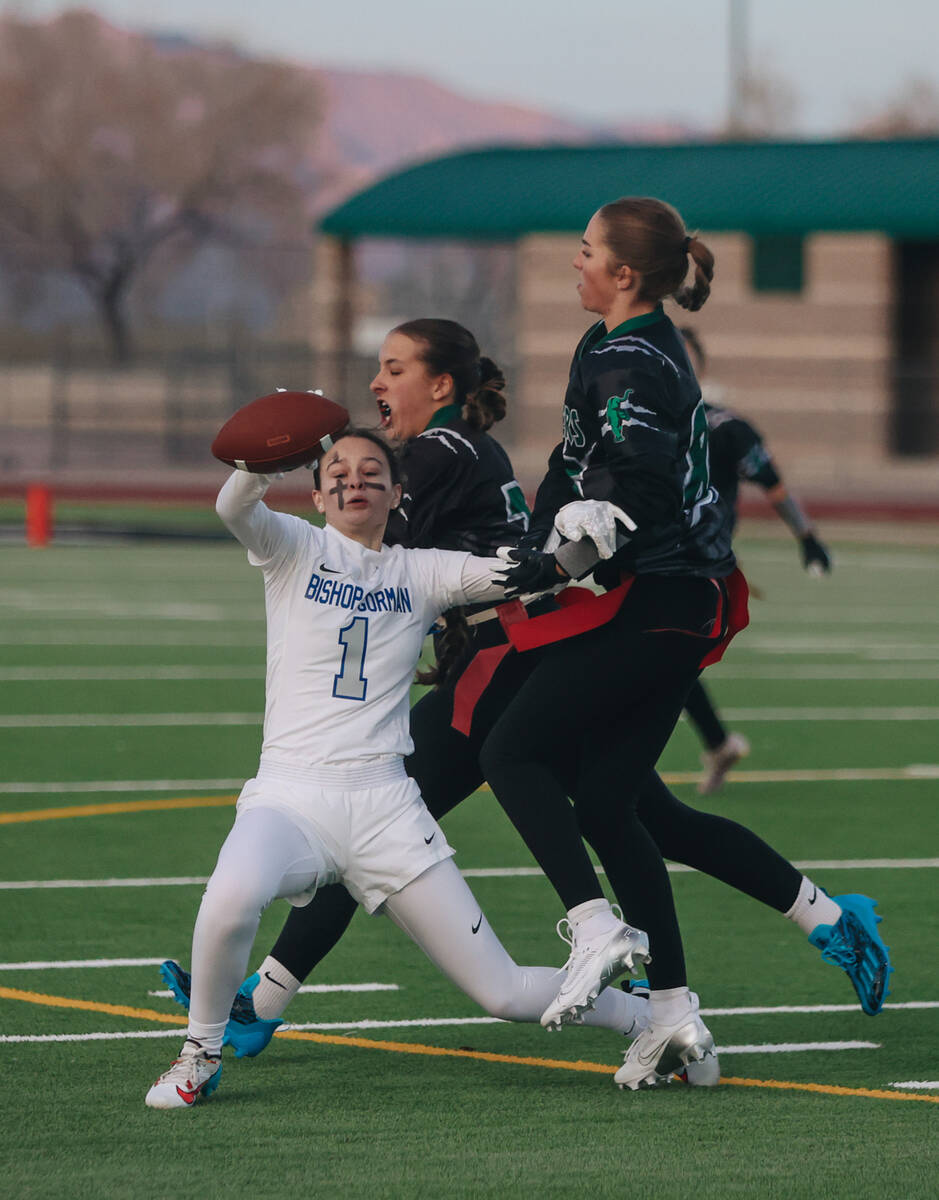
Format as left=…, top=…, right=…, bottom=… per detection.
left=212, top=390, right=350, bottom=473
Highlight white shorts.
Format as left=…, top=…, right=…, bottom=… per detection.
left=236, top=756, right=455, bottom=913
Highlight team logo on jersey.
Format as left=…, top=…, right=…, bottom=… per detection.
left=603, top=390, right=658, bottom=442
left=605, top=390, right=633, bottom=442
left=562, top=405, right=585, bottom=448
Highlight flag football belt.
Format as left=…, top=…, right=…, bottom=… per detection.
left=450, top=568, right=749, bottom=737
left=455, top=592, right=546, bottom=629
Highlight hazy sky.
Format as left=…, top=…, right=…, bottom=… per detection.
left=17, top=0, right=939, bottom=134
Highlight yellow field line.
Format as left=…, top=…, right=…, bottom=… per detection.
left=2, top=986, right=937, bottom=1103
left=0, top=795, right=237, bottom=824
left=717, top=1075, right=939, bottom=1103
left=0, top=986, right=188, bottom=1024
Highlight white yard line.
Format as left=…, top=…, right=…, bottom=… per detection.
left=699, top=1001, right=939, bottom=1016
left=0, top=779, right=244, bottom=794
left=714, top=1041, right=880, bottom=1054
left=3, top=859, right=937, bottom=891
left=737, top=639, right=939, bottom=656
left=2, top=766, right=937, bottom=794
left=718, top=707, right=939, bottom=721
left=0, top=713, right=261, bottom=727
left=0, top=632, right=263, bottom=646
left=0, top=667, right=264, bottom=681
left=711, top=665, right=939, bottom=680
left=4, top=706, right=939, bottom=728
left=148, top=984, right=399, bottom=996
left=890, top=1081, right=939, bottom=1089
left=0, top=1027, right=883, bottom=1054
left=0, top=958, right=167, bottom=970
left=3, top=665, right=937, bottom=683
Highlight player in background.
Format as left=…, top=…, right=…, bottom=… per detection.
left=146, top=431, right=651, bottom=1109
left=678, top=327, right=833, bottom=794
left=485, top=198, right=890, bottom=1087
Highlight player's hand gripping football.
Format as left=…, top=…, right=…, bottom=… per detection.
left=801, top=533, right=832, bottom=576
left=495, top=547, right=569, bottom=599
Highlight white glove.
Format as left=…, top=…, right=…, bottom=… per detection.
left=553, top=500, right=637, bottom=560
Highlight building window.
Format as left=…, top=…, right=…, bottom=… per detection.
left=751, top=235, right=805, bottom=293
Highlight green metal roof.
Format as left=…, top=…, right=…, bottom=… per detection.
left=319, top=139, right=939, bottom=239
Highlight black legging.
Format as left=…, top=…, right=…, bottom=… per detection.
left=683, top=678, right=728, bottom=750
left=479, top=572, right=801, bottom=991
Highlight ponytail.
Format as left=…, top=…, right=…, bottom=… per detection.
left=596, top=196, right=715, bottom=312
left=463, top=356, right=507, bottom=431
left=391, top=318, right=508, bottom=429
left=415, top=608, right=473, bottom=688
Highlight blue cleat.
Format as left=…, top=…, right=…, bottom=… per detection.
left=159, top=960, right=283, bottom=1057
left=808, top=894, right=893, bottom=1015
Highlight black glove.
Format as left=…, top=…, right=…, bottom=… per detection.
left=496, top=548, right=569, bottom=599
left=801, top=533, right=832, bottom=574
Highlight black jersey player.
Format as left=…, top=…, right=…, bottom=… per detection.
left=679, top=327, right=832, bottom=794
left=487, top=198, right=887, bottom=1086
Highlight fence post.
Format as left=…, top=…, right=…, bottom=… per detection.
left=25, top=484, right=54, bottom=547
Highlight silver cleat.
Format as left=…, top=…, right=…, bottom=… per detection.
left=541, top=917, right=651, bottom=1032
left=614, top=1000, right=717, bottom=1090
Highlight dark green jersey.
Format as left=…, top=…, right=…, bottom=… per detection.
left=529, top=306, right=734, bottom=578
left=384, top=404, right=530, bottom=557
left=705, top=402, right=781, bottom=529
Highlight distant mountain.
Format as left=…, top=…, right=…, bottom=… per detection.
left=148, top=26, right=698, bottom=213
left=306, top=66, right=698, bottom=212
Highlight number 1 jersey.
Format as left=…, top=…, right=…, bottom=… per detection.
left=217, top=472, right=502, bottom=768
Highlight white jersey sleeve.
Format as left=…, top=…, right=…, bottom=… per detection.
left=403, top=549, right=505, bottom=619
left=216, top=471, right=323, bottom=569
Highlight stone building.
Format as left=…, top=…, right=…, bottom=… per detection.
left=312, top=139, right=939, bottom=503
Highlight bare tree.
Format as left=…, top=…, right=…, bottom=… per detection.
left=725, top=59, right=801, bottom=139
left=852, top=77, right=939, bottom=137
left=0, top=11, right=321, bottom=359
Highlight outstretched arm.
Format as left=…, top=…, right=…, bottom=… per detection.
left=216, top=471, right=309, bottom=566
left=765, top=481, right=832, bottom=574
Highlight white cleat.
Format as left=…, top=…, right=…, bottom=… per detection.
left=672, top=1052, right=721, bottom=1087
left=698, top=732, right=750, bottom=796
left=617, top=986, right=719, bottom=1086
left=145, top=1039, right=223, bottom=1109
left=541, top=915, right=651, bottom=1032
left=614, top=997, right=716, bottom=1090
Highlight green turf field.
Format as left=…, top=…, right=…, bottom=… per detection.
left=1, top=527, right=938, bottom=1198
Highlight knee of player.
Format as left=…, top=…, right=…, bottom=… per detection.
left=472, top=983, right=526, bottom=1022
left=200, top=874, right=267, bottom=930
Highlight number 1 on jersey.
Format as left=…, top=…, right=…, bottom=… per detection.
left=333, top=616, right=369, bottom=701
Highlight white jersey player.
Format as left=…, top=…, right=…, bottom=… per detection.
left=146, top=430, right=649, bottom=1109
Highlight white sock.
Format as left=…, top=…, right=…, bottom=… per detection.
left=566, top=898, right=620, bottom=941
left=251, top=955, right=302, bottom=1019
left=785, top=876, right=842, bottom=936
left=184, top=1029, right=224, bottom=1057
left=649, top=985, right=693, bottom=1027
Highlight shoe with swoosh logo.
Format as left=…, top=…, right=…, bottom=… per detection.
left=618, top=982, right=720, bottom=1086
left=614, top=996, right=716, bottom=1090
left=145, top=1040, right=222, bottom=1109
left=541, top=912, right=651, bottom=1031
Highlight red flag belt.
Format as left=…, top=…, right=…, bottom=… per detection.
left=450, top=568, right=749, bottom=737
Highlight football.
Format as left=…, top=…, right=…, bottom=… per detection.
left=211, top=390, right=350, bottom=473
